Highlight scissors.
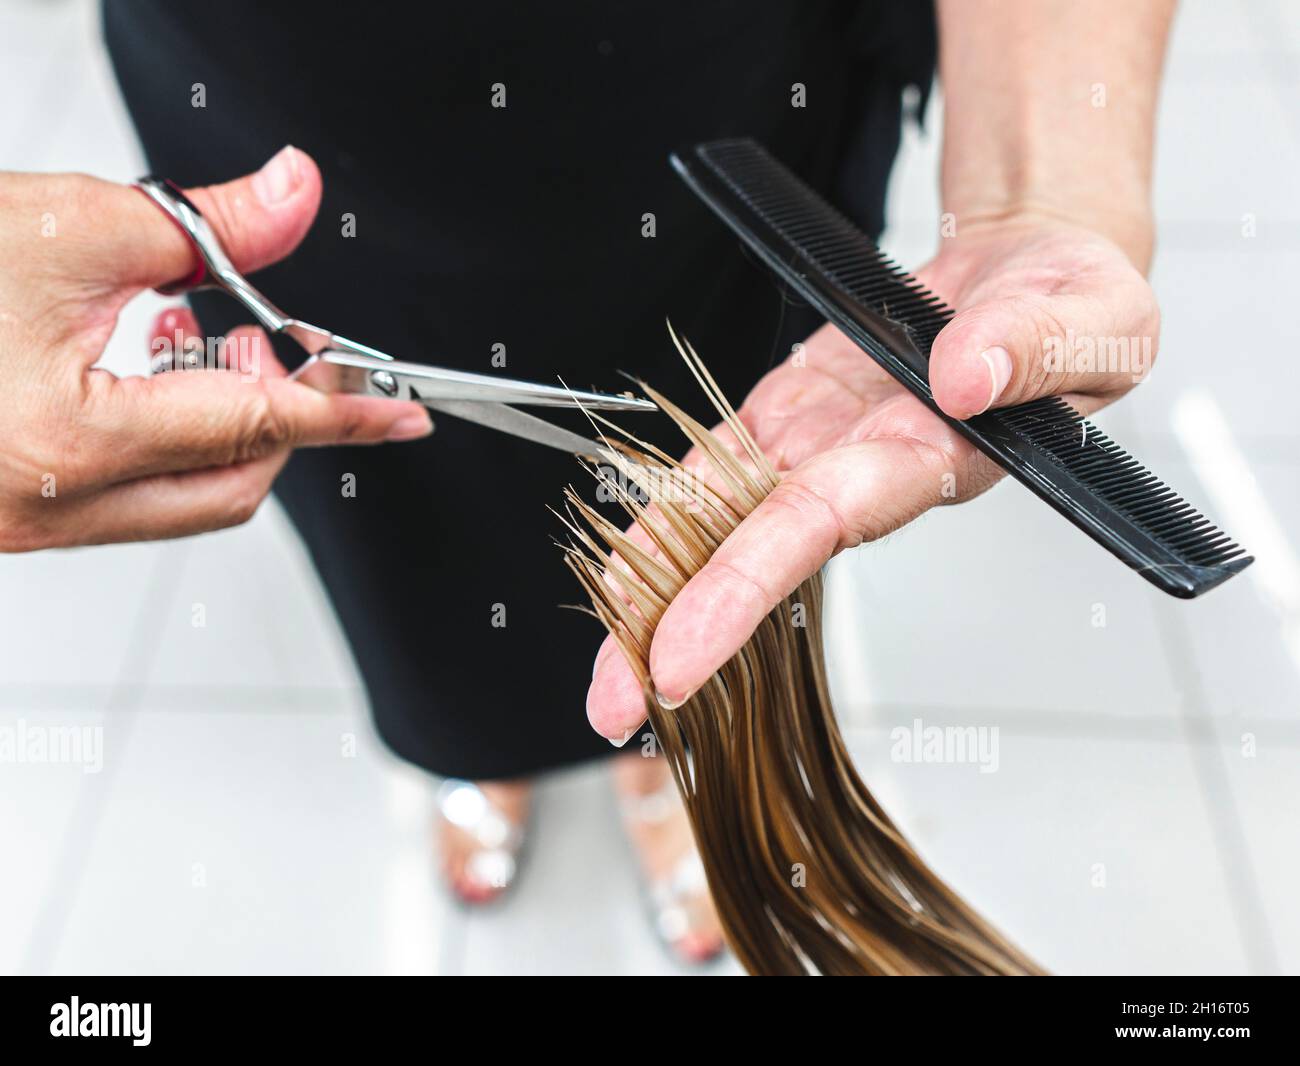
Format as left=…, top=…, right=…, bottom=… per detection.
left=133, top=177, right=654, bottom=459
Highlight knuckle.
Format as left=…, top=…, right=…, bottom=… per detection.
left=197, top=189, right=248, bottom=264
left=224, top=474, right=267, bottom=527
left=937, top=450, right=1005, bottom=508
left=233, top=387, right=291, bottom=461
left=1020, top=295, right=1067, bottom=396
left=54, top=175, right=119, bottom=247
left=705, top=557, right=778, bottom=614
left=769, top=477, right=837, bottom=526
left=53, top=433, right=94, bottom=493
left=894, top=434, right=961, bottom=514
left=766, top=479, right=852, bottom=551
left=331, top=405, right=370, bottom=443
left=11, top=428, right=73, bottom=499
left=931, top=309, right=978, bottom=361
left=45, top=172, right=95, bottom=212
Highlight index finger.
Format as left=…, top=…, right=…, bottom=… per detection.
left=586, top=435, right=953, bottom=738
left=81, top=357, right=432, bottom=489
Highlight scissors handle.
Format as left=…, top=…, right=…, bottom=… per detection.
left=135, top=177, right=290, bottom=333
left=134, top=175, right=654, bottom=448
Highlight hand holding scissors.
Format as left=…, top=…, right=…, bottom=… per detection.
left=135, top=176, right=651, bottom=459
left=0, top=147, right=647, bottom=552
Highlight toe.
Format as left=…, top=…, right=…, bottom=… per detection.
left=675, top=928, right=725, bottom=963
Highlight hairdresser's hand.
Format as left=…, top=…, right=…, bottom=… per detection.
left=0, top=147, right=431, bottom=552
left=588, top=213, right=1158, bottom=739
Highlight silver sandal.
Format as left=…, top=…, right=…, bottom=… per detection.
left=621, top=779, right=725, bottom=963
left=436, top=779, right=528, bottom=903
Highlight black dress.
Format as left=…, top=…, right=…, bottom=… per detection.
left=102, top=1, right=935, bottom=779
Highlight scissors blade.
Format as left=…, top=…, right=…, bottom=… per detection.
left=405, top=361, right=653, bottom=409
left=425, top=399, right=615, bottom=461
left=292, top=350, right=654, bottom=411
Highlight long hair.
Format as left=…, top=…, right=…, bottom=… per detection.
left=559, top=329, right=1041, bottom=976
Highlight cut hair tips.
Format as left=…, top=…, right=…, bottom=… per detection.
left=558, top=326, right=1042, bottom=976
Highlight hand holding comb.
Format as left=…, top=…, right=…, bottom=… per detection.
left=671, top=138, right=1250, bottom=599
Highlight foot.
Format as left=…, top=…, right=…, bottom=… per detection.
left=436, top=778, right=532, bottom=905
left=612, top=751, right=725, bottom=964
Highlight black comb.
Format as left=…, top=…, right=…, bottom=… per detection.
left=672, top=138, right=1251, bottom=599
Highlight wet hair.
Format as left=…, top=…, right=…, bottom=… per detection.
left=558, top=329, right=1041, bottom=976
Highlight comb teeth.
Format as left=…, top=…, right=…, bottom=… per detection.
left=696, top=139, right=954, bottom=349
left=676, top=138, right=1251, bottom=597
left=995, top=396, right=1246, bottom=568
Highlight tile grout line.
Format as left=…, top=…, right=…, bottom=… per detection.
left=20, top=541, right=192, bottom=975
left=0, top=683, right=366, bottom=715
left=2, top=0, right=85, bottom=167
left=1116, top=360, right=1281, bottom=976
left=1151, top=605, right=1281, bottom=975
left=434, top=891, right=468, bottom=976
left=1246, top=0, right=1300, bottom=151
left=840, top=707, right=1300, bottom=745
left=9, top=687, right=1298, bottom=741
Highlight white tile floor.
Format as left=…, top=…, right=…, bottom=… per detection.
left=1, top=0, right=1297, bottom=975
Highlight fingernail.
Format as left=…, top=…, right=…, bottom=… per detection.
left=977, top=346, right=1013, bottom=413
left=385, top=410, right=434, bottom=442
left=608, top=731, right=631, bottom=748
left=252, top=145, right=301, bottom=206
left=154, top=307, right=188, bottom=335
left=655, top=688, right=693, bottom=711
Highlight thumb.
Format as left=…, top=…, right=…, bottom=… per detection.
left=928, top=286, right=1157, bottom=420
left=105, top=145, right=322, bottom=293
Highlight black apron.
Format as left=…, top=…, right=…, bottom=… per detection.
left=103, top=0, right=935, bottom=778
